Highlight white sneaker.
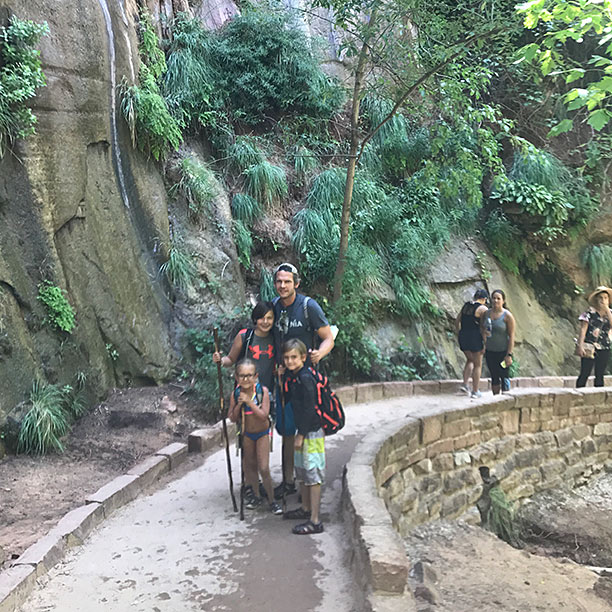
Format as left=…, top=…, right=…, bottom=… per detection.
left=470, top=390, right=482, bottom=399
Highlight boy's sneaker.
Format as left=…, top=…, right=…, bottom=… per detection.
left=502, top=378, right=511, bottom=392
left=459, top=385, right=470, bottom=395
left=269, top=501, right=283, bottom=515
left=471, top=390, right=482, bottom=399
left=274, top=481, right=297, bottom=500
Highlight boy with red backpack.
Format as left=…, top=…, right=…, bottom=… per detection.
left=281, top=338, right=327, bottom=535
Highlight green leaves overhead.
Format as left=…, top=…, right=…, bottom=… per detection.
left=517, top=0, right=612, bottom=132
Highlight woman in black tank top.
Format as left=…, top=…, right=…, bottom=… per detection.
left=455, top=288, right=489, bottom=398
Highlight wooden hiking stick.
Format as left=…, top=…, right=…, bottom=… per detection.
left=277, top=369, right=287, bottom=514
left=214, top=328, right=238, bottom=513
left=240, top=404, right=245, bottom=521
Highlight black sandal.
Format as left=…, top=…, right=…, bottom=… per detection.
left=283, top=507, right=311, bottom=520
left=292, top=520, right=324, bottom=535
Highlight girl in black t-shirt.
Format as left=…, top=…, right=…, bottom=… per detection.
left=212, top=302, right=275, bottom=391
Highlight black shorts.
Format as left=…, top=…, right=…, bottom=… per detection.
left=459, top=329, right=483, bottom=352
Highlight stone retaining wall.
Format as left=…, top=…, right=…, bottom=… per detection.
left=341, top=378, right=612, bottom=612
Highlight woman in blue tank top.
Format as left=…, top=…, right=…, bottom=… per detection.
left=484, top=289, right=516, bottom=396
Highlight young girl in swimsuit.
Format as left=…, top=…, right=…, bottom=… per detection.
left=227, top=358, right=282, bottom=514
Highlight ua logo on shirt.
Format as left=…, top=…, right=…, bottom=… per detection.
left=249, top=344, right=274, bottom=360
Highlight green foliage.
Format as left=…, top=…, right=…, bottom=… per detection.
left=160, top=239, right=197, bottom=291
left=231, top=193, right=262, bottom=225
left=176, top=156, right=216, bottom=216
left=290, top=144, right=319, bottom=183
left=37, top=281, right=76, bottom=333
left=182, top=328, right=232, bottom=420
left=120, top=67, right=183, bottom=161
left=361, top=98, right=431, bottom=182
left=163, top=10, right=343, bottom=128
left=517, top=0, right=612, bottom=133
left=582, top=244, right=612, bottom=286
left=491, top=180, right=573, bottom=232
left=226, top=136, right=265, bottom=173
left=138, top=8, right=166, bottom=79
left=213, top=10, right=344, bottom=123
left=18, top=381, right=70, bottom=455
left=259, top=268, right=276, bottom=301
left=0, top=17, right=48, bottom=157
left=233, top=219, right=252, bottom=268
left=121, top=11, right=182, bottom=160
left=163, top=16, right=218, bottom=128
left=482, top=209, right=523, bottom=275
left=243, top=161, right=288, bottom=208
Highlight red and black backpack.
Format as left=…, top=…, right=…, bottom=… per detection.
left=284, top=368, right=345, bottom=436
left=309, top=367, right=345, bottom=435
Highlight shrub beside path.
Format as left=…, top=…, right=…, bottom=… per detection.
left=16, top=390, right=478, bottom=612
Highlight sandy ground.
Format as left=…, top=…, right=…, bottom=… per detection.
left=0, top=386, right=203, bottom=561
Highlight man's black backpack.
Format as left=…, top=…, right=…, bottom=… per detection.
left=308, top=367, right=345, bottom=435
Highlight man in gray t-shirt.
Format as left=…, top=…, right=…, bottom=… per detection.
left=272, top=263, right=335, bottom=499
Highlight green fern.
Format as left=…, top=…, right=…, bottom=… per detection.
left=18, top=381, right=70, bottom=455
left=37, top=281, right=76, bottom=333
left=231, top=193, right=262, bottom=225
left=582, top=244, right=612, bottom=286
left=0, top=17, right=49, bottom=157
left=259, top=268, right=276, bottom=301
left=290, top=144, right=318, bottom=181
left=176, top=156, right=216, bottom=216
left=244, top=161, right=288, bottom=208
left=227, top=136, right=264, bottom=173
left=233, top=220, right=252, bottom=268
left=120, top=67, right=183, bottom=161
left=138, top=8, right=166, bottom=79
left=160, top=239, right=197, bottom=291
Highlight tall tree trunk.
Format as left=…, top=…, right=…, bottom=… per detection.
left=332, top=18, right=376, bottom=304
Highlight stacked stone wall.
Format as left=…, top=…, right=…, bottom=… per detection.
left=340, top=378, right=612, bottom=612
left=375, top=388, right=612, bottom=537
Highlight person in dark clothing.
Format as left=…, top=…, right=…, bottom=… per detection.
left=272, top=263, right=334, bottom=498
left=455, top=288, right=489, bottom=397
left=281, top=339, right=325, bottom=535
left=212, top=301, right=275, bottom=392
left=576, top=286, right=612, bottom=388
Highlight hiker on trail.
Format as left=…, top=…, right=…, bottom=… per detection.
left=227, top=358, right=282, bottom=515
left=281, top=339, right=325, bottom=535
left=455, top=288, right=489, bottom=398
left=576, top=286, right=612, bottom=388
left=483, top=289, right=515, bottom=396
left=212, top=301, right=275, bottom=393
left=272, top=263, right=334, bottom=499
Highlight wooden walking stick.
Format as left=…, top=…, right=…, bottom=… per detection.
left=214, top=328, right=238, bottom=513
left=277, top=368, right=287, bottom=514
left=240, top=403, right=245, bottom=521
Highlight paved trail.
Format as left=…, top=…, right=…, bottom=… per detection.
left=20, top=393, right=472, bottom=612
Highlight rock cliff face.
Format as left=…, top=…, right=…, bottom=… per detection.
left=0, top=0, right=212, bottom=419
left=370, top=238, right=578, bottom=380
left=0, top=0, right=595, bottom=427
